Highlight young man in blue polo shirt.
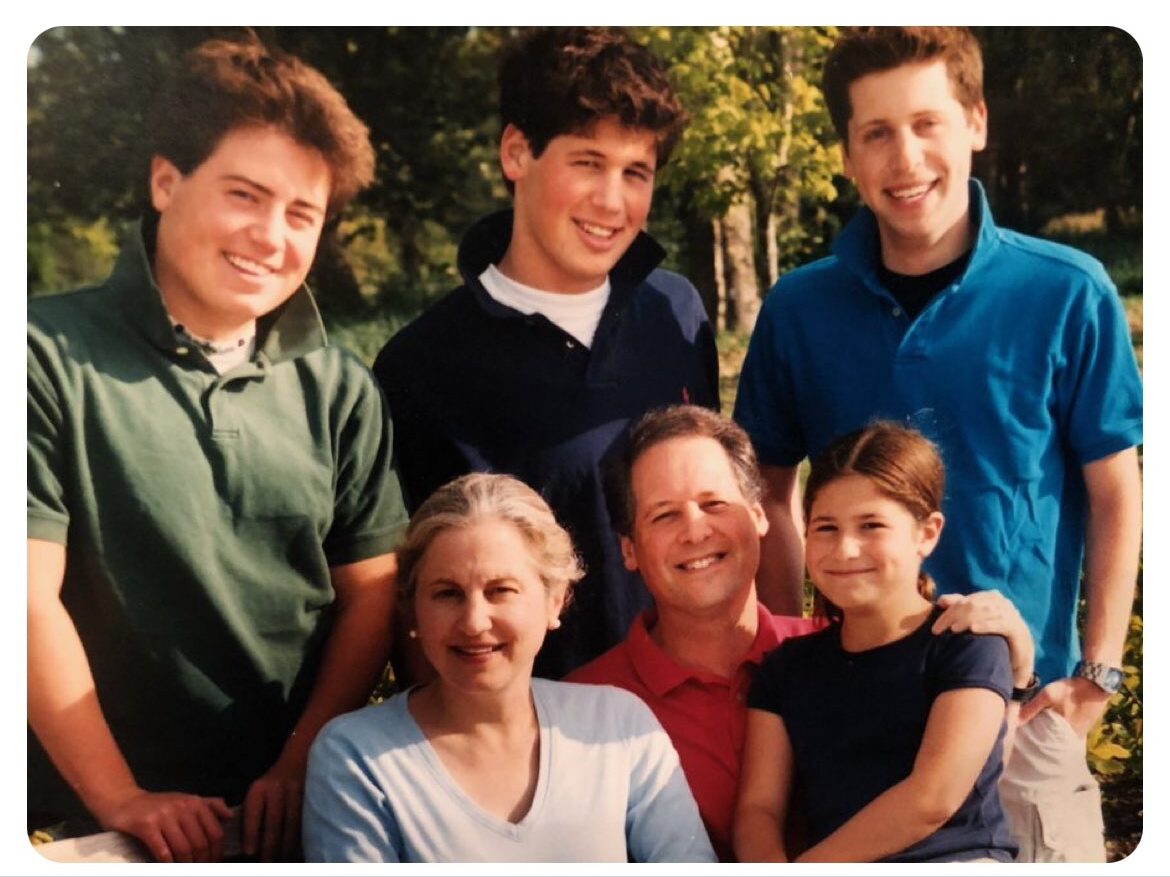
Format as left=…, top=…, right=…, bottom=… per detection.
left=374, top=28, right=719, bottom=681
left=28, top=37, right=408, bottom=862
left=734, top=27, right=1141, bottom=862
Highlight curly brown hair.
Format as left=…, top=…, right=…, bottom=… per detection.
left=148, top=33, right=375, bottom=217
left=498, top=27, right=688, bottom=168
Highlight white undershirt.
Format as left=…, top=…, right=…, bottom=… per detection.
left=479, top=265, right=610, bottom=349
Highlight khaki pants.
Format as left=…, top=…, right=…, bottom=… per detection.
left=999, top=709, right=1106, bottom=863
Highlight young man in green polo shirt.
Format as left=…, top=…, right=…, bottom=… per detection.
left=27, top=36, right=408, bottom=862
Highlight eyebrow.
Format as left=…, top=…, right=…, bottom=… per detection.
left=567, top=147, right=656, bottom=175
left=222, top=174, right=326, bottom=215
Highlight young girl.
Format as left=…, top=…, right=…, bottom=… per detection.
left=734, top=422, right=1032, bottom=863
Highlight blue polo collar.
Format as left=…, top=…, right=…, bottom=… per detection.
left=832, top=178, right=1002, bottom=292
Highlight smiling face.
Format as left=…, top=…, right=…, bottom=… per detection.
left=842, top=59, right=987, bottom=273
left=498, top=116, right=657, bottom=293
left=412, top=518, right=566, bottom=698
left=805, top=474, right=942, bottom=617
left=621, top=436, right=768, bottom=621
left=150, top=125, right=330, bottom=339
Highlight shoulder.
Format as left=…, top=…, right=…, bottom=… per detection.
left=377, top=285, right=474, bottom=355
left=536, top=679, right=659, bottom=731
left=314, top=697, right=405, bottom=755
left=638, top=268, right=709, bottom=325
left=987, top=230, right=1117, bottom=309
left=756, top=255, right=854, bottom=327
left=925, top=627, right=1012, bottom=699
left=29, top=284, right=116, bottom=342
left=994, top=229, right=1111, bottom=281
left=565, top=640, right=637, bottom=689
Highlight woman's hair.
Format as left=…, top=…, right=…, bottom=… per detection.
left=804, top=422, right=945, bottom=619
left=396, top=473, right=585, bottom=608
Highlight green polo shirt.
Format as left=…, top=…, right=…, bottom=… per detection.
left=27, top=223, right=409, bottom=820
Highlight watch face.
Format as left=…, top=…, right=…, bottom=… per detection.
left=1104, top=668, right=1124, bottom=692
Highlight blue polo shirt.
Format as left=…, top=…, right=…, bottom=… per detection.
left=374, top=211, right=719, bottom=679
left=734, top=180, right=1142, bottom=683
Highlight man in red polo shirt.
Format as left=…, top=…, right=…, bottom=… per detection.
left=569, top=405, right=1031, bottom=861
left=568, top=406, right=819, bottom=859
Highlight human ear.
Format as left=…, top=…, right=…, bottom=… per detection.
left=546, top=582, right=568, bottom=629
left=149, top=155, right=183, bottom=212
left=499, top=123, right=533, bottom=185
left=620, top=535, right=639, bottom=572
left=917, top=511, right=945, bottom=559
left=967, top=100, right=989, bottom=153
left=750, top=501, right=770, bottom=538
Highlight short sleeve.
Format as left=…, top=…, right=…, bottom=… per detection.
left=733, top=289, right=806, bottom=466
left=746, top=643, right=792, bottom=717
left=1058, top=278, right=1142, bottom=464
left=302, top=719, right=404, bottom=863
left=323, top=363, right=410, bottom=566
left=927, top=631, right=1012, bottom=703
left=27, top=325, right=70, bottom=543
left=620, top=691, right=717, bottom=863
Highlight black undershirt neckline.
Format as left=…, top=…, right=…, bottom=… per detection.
left=877, top=249, right=972, bottom=320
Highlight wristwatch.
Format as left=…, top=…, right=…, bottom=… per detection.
left=1073, top=660, right=1124, bottom=694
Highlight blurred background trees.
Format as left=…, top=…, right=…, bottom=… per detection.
left=28, top=26, right=1141, bottom=330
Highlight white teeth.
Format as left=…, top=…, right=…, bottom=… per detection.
left=889, top=183, right=932, bottom=201
left=679, top=555, right=719, bottom=571
left=578, top=221, right=617, bottom=239
left=225, top=253, right=273, bottom=274
left=456, top=645, right=498, bottom=654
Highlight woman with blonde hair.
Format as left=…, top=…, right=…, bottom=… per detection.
left=303, top=473, right=714, bottom=862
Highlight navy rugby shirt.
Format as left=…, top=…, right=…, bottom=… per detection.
left=374, top=211, right=719, bottom=679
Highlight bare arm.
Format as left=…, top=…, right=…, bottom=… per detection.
left=733, top=708, right=794, bottom=862
left=933, top=590, right=1033, bottom=757
left=241, top=552, right=397, bottom=860
left=27, top=539, right=231, bottom=862
left=796, top=687, right=1006, bottom=863
left=1021, top=448, right=1142, bottom=733
left=756, top=464, right=806, bottom=616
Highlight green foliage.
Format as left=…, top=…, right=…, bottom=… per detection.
left=641, top=27, right=842, bottom=277
left=28, top=217, right=120, bottom=296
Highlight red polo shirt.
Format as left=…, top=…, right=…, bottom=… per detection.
left=567, top=604, right=821, bottom=861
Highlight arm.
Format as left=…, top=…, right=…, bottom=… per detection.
left=933, top=591, right=1034, bottom=758
left=796, top=687, right=1006, bottom=862
left=624, top=700, right=717, bottom=862
left=302, top=720, right=403, bottom=863
left=242, top=552, right=397, bottom=861
left=27, top=539, right=231, bottom=862
left=1020, top=448, right=1142, bottom=733
left=733, top=708, right=795, bottom=862
left=756, top=464, right=806, bottom=616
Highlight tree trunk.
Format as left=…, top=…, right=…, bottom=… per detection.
left=711, top=216, right=727, bottom=332
left=720, top=195, right=760, bottom=336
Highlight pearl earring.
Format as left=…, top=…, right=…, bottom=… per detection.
left=408, top=629, right=418, bottom=639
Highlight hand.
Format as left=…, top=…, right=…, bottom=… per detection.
left=242, top=755, right=306, bottom=861
left=94, top=788, right=232, bottom=862
left=934, top=591, right=1034, bottom=687
left=1019, top=676, right=1112, bottom=736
